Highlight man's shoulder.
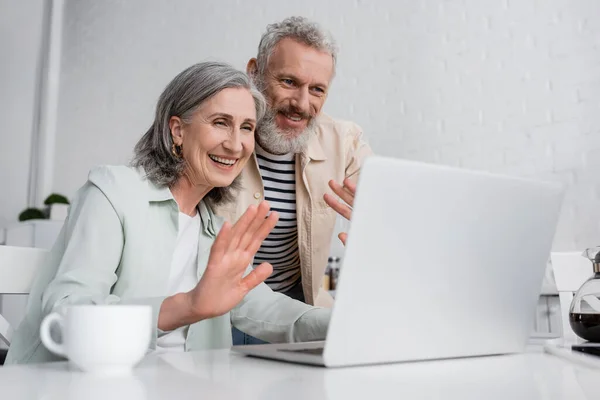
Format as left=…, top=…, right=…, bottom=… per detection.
left=315, top=113, right=363, bottom=138
left=312, top=113, right=368, bottom=155
left=311, top=114, right=373, bottom=172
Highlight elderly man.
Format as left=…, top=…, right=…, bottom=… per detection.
left=217, top=17, right=372, bottom=344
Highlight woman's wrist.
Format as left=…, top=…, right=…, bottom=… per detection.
left=158, top=292, right=201, bottom=331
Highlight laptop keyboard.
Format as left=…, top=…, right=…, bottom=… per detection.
left=278, top=347, right=324, bottom=356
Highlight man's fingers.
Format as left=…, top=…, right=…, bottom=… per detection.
left=324, top=193, right=352, bottom=220
left=338, top=232, right=348, bottom=246
left=328, top=180, right=355, bottom=207
left=342, top=178, right=357, bottom=195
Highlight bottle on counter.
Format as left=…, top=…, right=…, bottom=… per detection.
left=569, top=246, right=600, bottom=342
left=335, top=257, right=342, bottom=289
left=330, top=257, right=341, bottom=290
left=322, top=257, right=334, bottom=291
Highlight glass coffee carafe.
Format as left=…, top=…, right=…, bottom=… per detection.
left=569, top=246, right=600, bottom=342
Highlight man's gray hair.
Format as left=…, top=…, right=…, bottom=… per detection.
left=256, top=16, right=338, bottom=82
left=132, top=61, right=266, bottom=206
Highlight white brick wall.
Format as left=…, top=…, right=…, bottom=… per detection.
left=49, top=0, right=600, bottom=251
left=382, top=0, right=600, bottom=252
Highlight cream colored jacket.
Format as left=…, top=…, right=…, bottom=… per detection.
left=216, top=114, right=373, bottom=307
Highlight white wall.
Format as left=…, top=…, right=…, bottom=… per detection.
left=49, top=0, right=600, bottom=251
left=0, top=0, right=46, bottom=224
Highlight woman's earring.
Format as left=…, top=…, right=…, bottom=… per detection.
left=171, top=143, right=183, bottom=158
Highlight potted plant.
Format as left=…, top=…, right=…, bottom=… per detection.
left=44, top=193, right=70, bottom=220
left=17, top=193, right=70, bottom=222
left=18, top=208, right=46, bottom=222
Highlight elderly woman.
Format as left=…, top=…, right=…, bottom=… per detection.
left=6, top=62, right=330, bottom=364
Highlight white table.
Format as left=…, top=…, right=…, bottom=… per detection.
left=2, top=347, right=600, bottom=400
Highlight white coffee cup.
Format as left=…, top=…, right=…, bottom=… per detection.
left=40, top=305, right=152, bottom=374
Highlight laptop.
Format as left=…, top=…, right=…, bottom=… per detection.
left=232, top=155, right=565, bottom=367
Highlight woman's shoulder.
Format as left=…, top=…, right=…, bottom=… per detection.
left=88, top=165, right=145, bottom=188
left=85, top=165, right=149, bottom=207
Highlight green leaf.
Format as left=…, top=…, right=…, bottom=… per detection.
left=18, top=208, right=47, bottom=221
left=43, top=193, right=69, bottom=205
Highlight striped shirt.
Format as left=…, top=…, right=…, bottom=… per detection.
left=253, top=145, right=301, bottom=293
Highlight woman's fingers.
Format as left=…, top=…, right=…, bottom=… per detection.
left=208, top=221, right=233, bottom=264
left=241, top=262, right=273, bottom=292
left=238, top=201, right=272, bottom=250
left=245, top=211, right=279, bottom=255
left=226, top=204, right=258, bottom=252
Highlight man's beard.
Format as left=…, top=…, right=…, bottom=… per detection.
left=255, top=106, right=317, bottom=155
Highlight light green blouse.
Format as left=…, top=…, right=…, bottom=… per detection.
left=6, top=166, right=329, bottom=364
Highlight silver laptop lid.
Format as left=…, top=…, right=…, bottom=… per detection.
left=323, top=156, right=564, bottom=367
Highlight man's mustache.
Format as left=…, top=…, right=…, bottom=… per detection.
left=275, top=106, right=313, bottom=120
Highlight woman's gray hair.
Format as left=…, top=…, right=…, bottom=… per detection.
left=132, top=61, right=266, bottom=207
left=255, top=16, right=338, bottom=85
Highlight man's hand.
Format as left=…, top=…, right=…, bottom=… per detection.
left=323, top=178, right=356, bottom=246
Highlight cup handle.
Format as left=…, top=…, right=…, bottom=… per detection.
left=40, top=312, right=67, bottom=357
